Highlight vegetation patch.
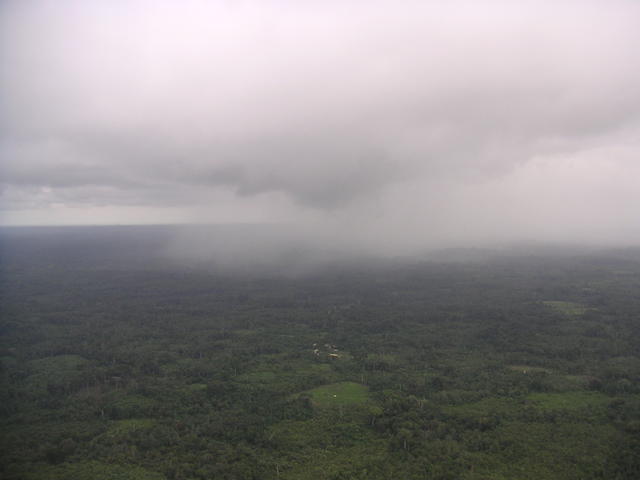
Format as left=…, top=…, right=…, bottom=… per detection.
left=28, top=354, right=88, bottom=372
left=508, top=365, right=552, bottom=374
left=185, top=382, right=207, bottom=392
left=236, top=370, right=278, bottom=383
left=237, top=362, right=334, bottom=388
left=106, top=395, right=159, bottom=418
left=267, top=417, right=387, bottom=479
left=232, top=329, right=259, bottom=336
left=106, top=419, right=156, bottom=438
left=23, top=354, right=90, bottom=395
left=527, top=391, right=610, bottom=411
left=480, top=422, right=618, bottom=480
left=542, top=301, right=588, bottom=316
left=275, top=439, right=388, bottom=480
left=563, top=375, right=592, bottom=388
left=24, top=461, right=165, bottom=480
left=443, top=397, right=522, bottom=418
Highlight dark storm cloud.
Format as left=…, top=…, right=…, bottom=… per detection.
left=1, top=0, right=640, bottom=246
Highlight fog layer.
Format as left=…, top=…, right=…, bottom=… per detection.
left=2, top=0, right=640, bottom=252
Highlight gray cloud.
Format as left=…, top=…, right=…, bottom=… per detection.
left=1, top=0, right=640, bottom=247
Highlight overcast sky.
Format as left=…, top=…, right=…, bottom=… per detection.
left=1, top=0, right=640, bottom=251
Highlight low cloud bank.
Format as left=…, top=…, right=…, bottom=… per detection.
left=1, top=1, right=639, bottom=249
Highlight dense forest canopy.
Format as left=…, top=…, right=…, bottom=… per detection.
left=1, top=226, right=640, bottom=479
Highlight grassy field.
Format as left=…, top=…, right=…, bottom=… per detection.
left=303, top=382, right=370, bottom=407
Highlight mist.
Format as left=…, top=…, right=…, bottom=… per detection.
left=2, top=0, right=640, bottom=256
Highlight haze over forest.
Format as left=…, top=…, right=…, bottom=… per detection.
left=2, top=0, right=640, bottom=255
left=4, top=4, right=640, bottom=479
